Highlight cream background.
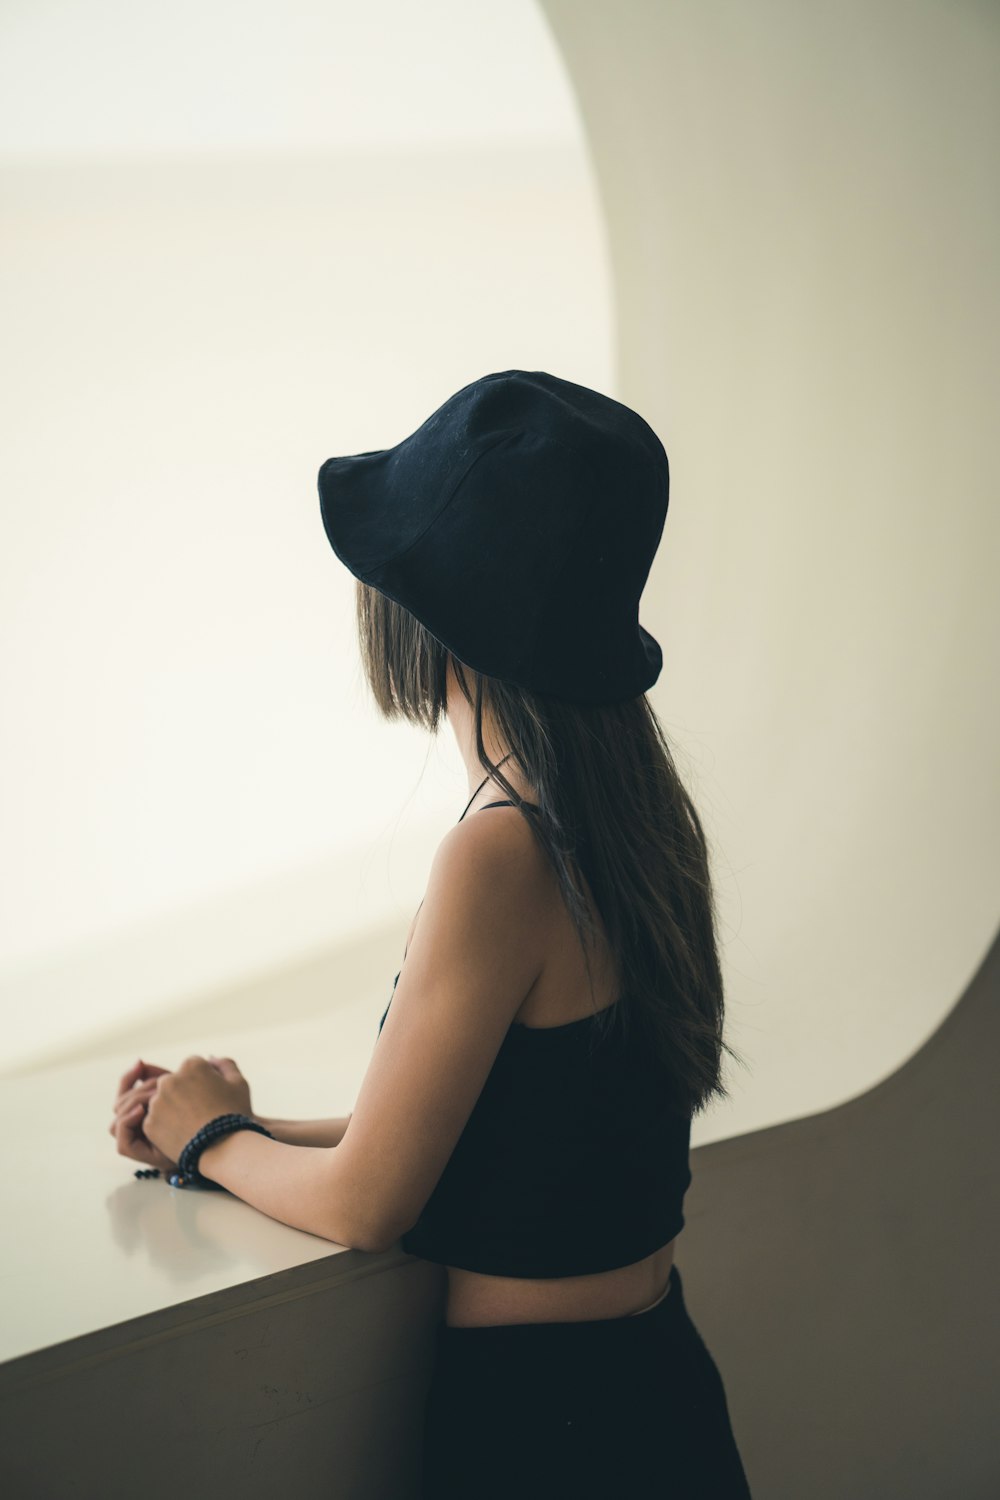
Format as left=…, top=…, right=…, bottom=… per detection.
left=1, top=0, right=997, bottom=1160
left=0, top=1, right=614, bottom=1073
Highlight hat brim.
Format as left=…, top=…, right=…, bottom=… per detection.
left=637, top=622, right=663, bottom=689
left=317, top=448, right=393, bottom=582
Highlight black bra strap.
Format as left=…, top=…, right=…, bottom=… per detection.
left=477, top=799, right=540, bottom=811
left=457, top=756, right=514, bottom=823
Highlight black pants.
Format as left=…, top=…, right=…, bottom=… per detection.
left=420, top=1264, right=752, bottom=1498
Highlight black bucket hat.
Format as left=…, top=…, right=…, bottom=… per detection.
left=317, top=369, right=668, bottom=704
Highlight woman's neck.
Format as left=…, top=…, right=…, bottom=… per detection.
left=461, top=753, right=540, bottom=815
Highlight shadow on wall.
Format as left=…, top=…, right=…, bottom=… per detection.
left=677, top=921, right=1000, bottom=1500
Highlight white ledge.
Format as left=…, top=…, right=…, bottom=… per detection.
left=0, top=971, right=399, bottom=1370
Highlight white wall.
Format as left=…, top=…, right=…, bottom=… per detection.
left=0, top=0, right=576, bottom=154
left=0, top=0, right=614, bottom=1070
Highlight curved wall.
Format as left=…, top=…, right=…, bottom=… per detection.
left=540, top=0, right=1000, bottom=1140
left=538, top=2, right=1000, bottom=1493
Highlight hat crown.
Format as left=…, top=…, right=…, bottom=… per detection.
left=429, top=368, right=667, bottom=471
left=318, top=370, right=668, bottom=703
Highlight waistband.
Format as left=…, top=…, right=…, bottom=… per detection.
left=436, top=1262, right=689, bottom=1350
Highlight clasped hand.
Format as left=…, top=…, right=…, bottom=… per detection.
left=142, top=1055, right=254, bottom=1165
left=110, top=1055, right=255, bottom=1172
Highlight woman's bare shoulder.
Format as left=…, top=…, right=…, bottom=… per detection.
left=407, top=803, right=554, bottom=953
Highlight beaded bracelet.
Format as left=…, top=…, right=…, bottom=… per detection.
left=169, top=1112, right=276, bottom=1190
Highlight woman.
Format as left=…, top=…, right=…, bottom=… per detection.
left=110, top=371, right=753, bottom=1497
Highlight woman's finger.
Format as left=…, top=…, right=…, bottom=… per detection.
left=109, top=1098, right=146, bottom=1134
left=116, top=1059, right=143, bottom=1095
left=108, top=1081, right=160, bottom=1135
left=111, top=1089, right=155, bottom=1127
left=109, top=1061, right=182, bottom=1175
left=116, top=1077, right=158, bottom=1109
left=111, top=1063, right=170, bottom=1116
left=110, top=1079, right=157, bottom=1121
left=113, top=1099, right=173, bottom=1170
left=113, top=1105, right=154, bottom=1163
left=115, top=1059, right=170, bottom=1096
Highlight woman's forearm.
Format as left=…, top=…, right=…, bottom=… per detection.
left=255, top=1114, right=352, bottom=1148
left=195, top=1128, right=371, bottom=1248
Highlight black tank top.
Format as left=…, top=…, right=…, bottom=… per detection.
left=375, top=796, right=692, bottom=1278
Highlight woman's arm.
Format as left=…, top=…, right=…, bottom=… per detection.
left=193, top=813, right=547, bottom=1255
left=254, top=1113, right=352, bottom=1149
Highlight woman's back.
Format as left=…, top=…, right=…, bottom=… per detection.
left=379, top=793, right=691, bottom=1329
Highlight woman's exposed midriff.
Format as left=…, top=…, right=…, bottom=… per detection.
left=443, top=1237, right=677, bottom=1328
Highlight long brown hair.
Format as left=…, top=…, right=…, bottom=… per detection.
left=354, top=579, right=747, bottom=1118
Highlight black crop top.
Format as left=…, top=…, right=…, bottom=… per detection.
left=375, top=799, right=693, bottom=1278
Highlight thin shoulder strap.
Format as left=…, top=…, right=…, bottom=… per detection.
left=475, top=799, right=540, bottom=812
